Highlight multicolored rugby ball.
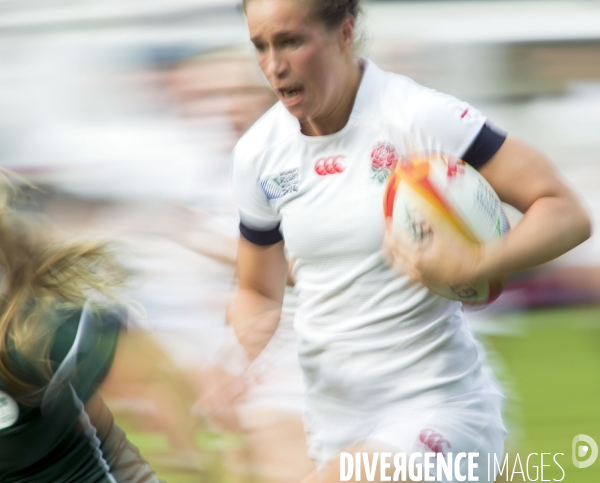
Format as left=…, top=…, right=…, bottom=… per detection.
left=384, top=153, right=510, bottom=304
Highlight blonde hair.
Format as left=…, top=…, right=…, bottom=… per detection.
left=0, top=174, right=126, bottom=402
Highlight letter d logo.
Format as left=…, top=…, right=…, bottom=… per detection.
left=573, top=435, right=598, bottom=468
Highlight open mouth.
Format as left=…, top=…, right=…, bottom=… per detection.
left=278, top=86, right=304, bottom=102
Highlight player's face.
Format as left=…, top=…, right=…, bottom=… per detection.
left=247, top=0, right=348, bottom=123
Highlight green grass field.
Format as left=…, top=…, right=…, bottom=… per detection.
left=486, top=306, right=600, bottom=483
left=122, top=306, right=600, bottom=482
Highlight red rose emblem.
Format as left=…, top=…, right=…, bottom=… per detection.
left=371, top=143, right=398, bottom=169
left=370, top=142, right=399, bottom=183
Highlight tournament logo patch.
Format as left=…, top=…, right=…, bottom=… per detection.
left=260, top=168, right=300, bottom=200
left=371, top=142, right=399, bottom=183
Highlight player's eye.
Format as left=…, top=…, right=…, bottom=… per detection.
left=253, top=42, right=267, bottom=53
left=282, top=37, right=301, bottom=48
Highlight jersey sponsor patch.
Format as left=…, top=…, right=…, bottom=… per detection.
left=315, top=155, right=346, bottom=176
left=0, top=390, right=19, bottom=429
left=259, top=168, right=300, bottom=200
left=370, top=142, right=399, bottom=183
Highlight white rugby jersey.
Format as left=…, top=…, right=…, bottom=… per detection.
left=233, top=59, right=506, bottom=412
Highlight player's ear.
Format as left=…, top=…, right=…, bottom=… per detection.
left=338, top=14, right=355, bottom=54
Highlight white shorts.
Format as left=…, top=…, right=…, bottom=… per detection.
left=305, top=380, right=506, bottom=482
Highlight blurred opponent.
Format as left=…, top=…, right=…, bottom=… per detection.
left=0, top=178, right=162, bottom=482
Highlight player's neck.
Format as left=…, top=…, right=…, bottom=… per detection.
left=301, top=61, right=363, bottom=137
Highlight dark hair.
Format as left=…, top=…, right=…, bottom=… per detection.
left=243, top=0, right=361, bottom=29
left=313, top=0, right=361, bottom=29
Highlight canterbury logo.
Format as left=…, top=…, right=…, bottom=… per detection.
left=314, top=155, right=345, bottom=176
left=419, top=429, right=451, bottom=456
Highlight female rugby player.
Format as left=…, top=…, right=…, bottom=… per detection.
left=0, top=181, right=162, bottom=483
left=230, top=0, right=592, bottom=481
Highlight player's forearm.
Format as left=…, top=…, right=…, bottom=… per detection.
left=478, top=193, right=591, bottom=280
left=232, top=238, right=287, bottom=361
left=228, top=288, right=282, bottom=361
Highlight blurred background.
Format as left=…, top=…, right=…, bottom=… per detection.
left=1, top=0, right=599, bottom=481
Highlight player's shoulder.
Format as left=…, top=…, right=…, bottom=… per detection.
left=379, top=67, right=444, bottom=115
left=380, top=68, right=423, bottom=96
left=375, top=63, right=477, bottom=133
left=234, top=102, right=298, bottom=166
left=359, top=59, right=437, bottom=127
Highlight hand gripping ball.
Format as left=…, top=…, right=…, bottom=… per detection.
left=384, top=153, right=510, bottom=304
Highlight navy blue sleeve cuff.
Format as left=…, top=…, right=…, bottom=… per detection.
left=240, top=222, right=283, bottom=246
left=462, top=123, right=507, bottom=169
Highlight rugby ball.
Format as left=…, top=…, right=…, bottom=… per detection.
left=383, top=153, right=510, bottom=304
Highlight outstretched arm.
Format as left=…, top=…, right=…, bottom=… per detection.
left=197, top=243, right=288, bottom=430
